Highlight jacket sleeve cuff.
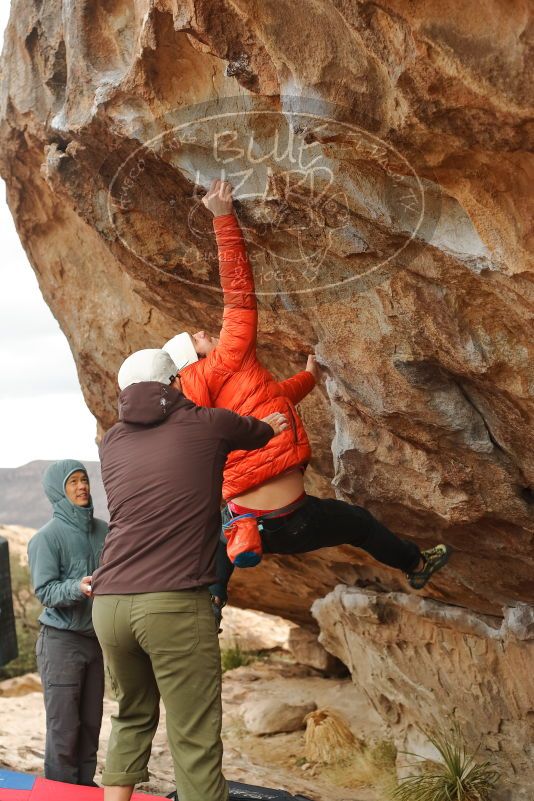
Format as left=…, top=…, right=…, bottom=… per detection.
left=302, top=370, right=317, bottom=391
left=68, top=578, right=87, bottom=602
left=212, top=212, right=237, bottom=231
left=294, top=370, right=317, bottom=400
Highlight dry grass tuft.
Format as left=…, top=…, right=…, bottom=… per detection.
left=305, top=708, right=360, bottom=764
left=303, top=708, right=398, bottom=792
left=320, top=737, right=398, bottom=791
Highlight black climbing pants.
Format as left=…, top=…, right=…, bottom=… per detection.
left=36, top=625, right=104, bottom=785
left=210, top=494, right=421, bottom=603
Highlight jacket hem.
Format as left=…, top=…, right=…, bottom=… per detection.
left=92, top=579, right=215, bottom=596
left=224, top=458, right=310, bottom=502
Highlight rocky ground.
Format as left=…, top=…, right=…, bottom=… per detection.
left=0, top=657, right=388, bottom=801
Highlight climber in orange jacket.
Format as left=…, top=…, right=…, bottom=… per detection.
left=164, top=179, right=451, bottom=616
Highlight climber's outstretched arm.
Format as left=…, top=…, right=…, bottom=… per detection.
left=276, top=355, right=319, bottom=405
left=204, top=180, right=258, bottom=374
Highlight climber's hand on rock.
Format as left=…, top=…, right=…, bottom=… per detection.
left=306, top=354, right=321, bottom=383
left=202, top=178, right=234, bottom=217
left=262, top=412, right=289, bottom=436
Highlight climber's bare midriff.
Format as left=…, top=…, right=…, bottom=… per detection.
left=232, top=467, right=306, bottom=511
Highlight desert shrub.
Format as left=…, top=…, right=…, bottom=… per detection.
left=221, top=642, right=255, bottom=673
left=393, top=726, right=500, bottom=801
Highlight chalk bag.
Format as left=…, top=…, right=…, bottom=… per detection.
left=223, top=513, right=263, bottom=568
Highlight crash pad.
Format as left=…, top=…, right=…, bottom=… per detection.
left=226, top=784, right=312, bottom=801
left=168, top=780, right=313, bottom=800
left=0, top=773, right=313, bottom=801
left=28, top=779, right=164, bottom=800
left=0, top=771, right=35, bottom=791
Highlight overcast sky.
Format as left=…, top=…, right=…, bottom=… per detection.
left=0, top=5, right=99, bottom=467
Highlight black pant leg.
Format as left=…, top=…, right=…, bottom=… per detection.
left=77, top=637, right=104, bottom=785
left=208, top=506, right=235, bottom=603
left=37, top=627, right=85, bottom=784
left=261, top=495, right=420, bottom=573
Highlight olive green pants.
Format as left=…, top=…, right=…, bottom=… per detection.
left=92, top=589, right=228, bottom=801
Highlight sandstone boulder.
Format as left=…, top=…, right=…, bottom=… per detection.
left=312, top=585, right=534, bottom=800
left=0, top=672, right=42, bottom=697
left=0, top=0, right=531, bottom=622
left=286, top=627, right=345, bottom=675
left=221, top=607, right=345, bottom=675
left=220, top=606, right=297, bottom=652
left=241, top=697, right=317, bottom=736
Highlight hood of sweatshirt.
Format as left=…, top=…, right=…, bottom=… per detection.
left=42, top=459, right=94, bottom=532
left=118, top=381, right=188, bottom=425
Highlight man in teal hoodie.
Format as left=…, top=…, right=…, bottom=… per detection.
left=28, top=459, right=108, bottom=786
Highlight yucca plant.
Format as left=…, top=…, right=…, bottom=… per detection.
left=392, top=726, right=500, bottom=801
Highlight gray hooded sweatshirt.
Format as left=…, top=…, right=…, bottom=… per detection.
left=28, top=460, right=108, bottom=636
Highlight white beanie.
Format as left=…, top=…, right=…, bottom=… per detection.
left=163, top=332, right=199, bottom=371
left=118, top=349, right=178, bottom=391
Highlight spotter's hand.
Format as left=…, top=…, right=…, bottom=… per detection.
left=80, top=576, right=93, bottom=597
left=261, top=412, right=289, bottom=436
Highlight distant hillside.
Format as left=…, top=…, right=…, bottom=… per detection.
left=0, top=461, right=108, bottom=528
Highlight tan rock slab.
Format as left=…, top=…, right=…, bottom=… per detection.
left=0, top=672, right=42, bottom=697
left=241, top=698, right=318, bottom=736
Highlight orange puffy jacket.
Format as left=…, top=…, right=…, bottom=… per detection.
left=180, top=213, right=315, bottom=501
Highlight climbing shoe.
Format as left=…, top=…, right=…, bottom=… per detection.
left=407, top=544, right=452, bottom=590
